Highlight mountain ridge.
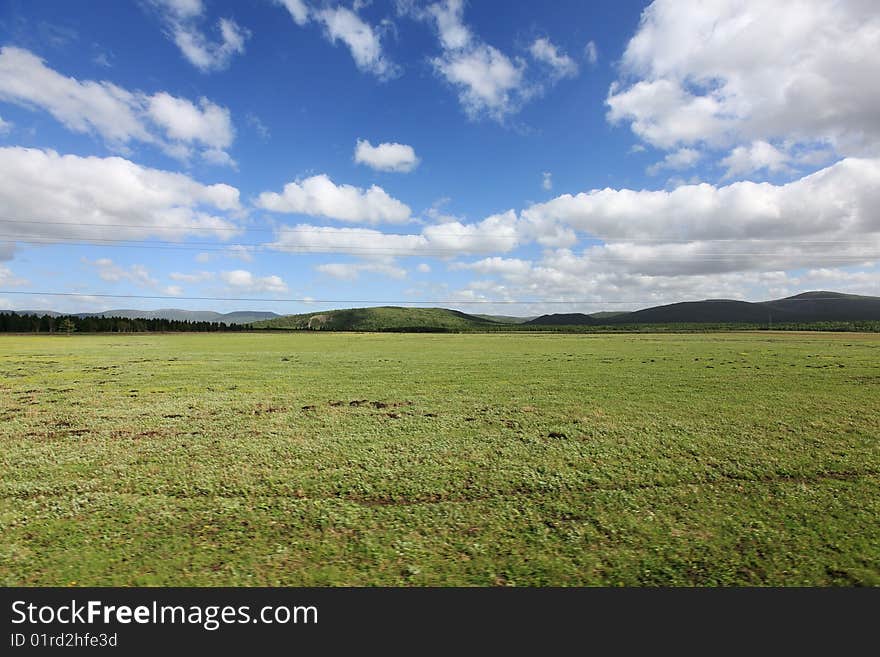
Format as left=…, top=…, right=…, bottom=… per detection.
left=4, top=291, right=879, bottom=329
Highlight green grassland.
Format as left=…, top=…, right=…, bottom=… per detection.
left=1, top=331, right=878, bottom=586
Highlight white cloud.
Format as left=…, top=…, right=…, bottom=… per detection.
left=277, top=0, right=310, bottom=26
left=256, top=174, right=411, bottom=224
left=0, top=147, right=241, bottom=244
left=221, top=270, right=288, bottom=293
left=0, top=47, right=151, bottom=146
left=153, top=0, right=203, bottom=20
left=585, top=40, right=598, bottom=66
left=520, top=157, right=880, bottom=275
left=246, top=112, right=270, bottom=140
left=720, top=140, right=789, bottom=179
left=269, top=209, right=520, bottom=256
left=0, top=47, right=235, bottom=164
left=417, top=263, right=431, bottom=273
left=0, top=115, right=11, bottom=134
left=0, top=265, right=28, bottom=287
left=455, top=256, right=532, bottom=278
left=420, top=1, right=575, bottom=122
left=542, top=172, right=552, bottom=190
left=147, top=92, right=233, bottom=151
left=275, top=1, right=397, bottom=78
left=83, top=258, right=158, bottom=288
left=163, top=285, right=184, bottom=296
left=201, top=148, right=236, bottom=168
left=646, top=147, right=702, bottom=175
left=354, top=139, right=420, bottom=172
left=432, top=42, right=526, bottom=122
left=524, top=158, right=880, bottom=240
left=427, top=0, right=471, bottom=50
left=421, top=209, right=520, bottom=253
left=169, top=271, right=215, bottom=283
left=450, top=256, right=880, bottom=316
left=317, top=260, right=407, bottom=280
left=423, top=0, right=529, bottom=122
left=529, top=38, right=578, bottom=79
left=152, top=1, right=249, bottom=72
left=271, top=225, right=425, bottom=255
left=225, top=244, right=254, bottom=262
left=317, top=7, right=398, bottom=79
left=607, top=0, right=880, bottom=158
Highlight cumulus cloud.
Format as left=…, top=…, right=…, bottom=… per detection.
left=424, top=0, right=527, bottom=121
left=522, top=157, right=880, bottom=242
left=220, top=269, right=288, bottom=293
left=276, top=1, right=398, bottom=79
left=542, top=172, right=552, bottom=190
left=354, top=139, right=420, bottom=172
left=268, top=210, right=520, bottom=256
left=646, top=147, right=702, bottom=175
left=449, top=260, right=796, bottom=313
left=0, top=265, right=28, bottom=287
left=316, top=7, right=399, bottom=79
left=432, top=43, right=526, bottom=121
left=256, top=174, right=411, bottom=224
left=607, top=0, right=880, bottom=159
left=0, top=47, right=236, bottom=164
left=317, top=259, right=407, bottom=280
left=449, top=256, right=880, bottom=316
left=455, top=256, right=532, bottom=278
left=277, top=0, right=310, bottom=26
left=720, top=140, right=789, bottom=179
left=529, top=38, right=578, bottom=79
left=419, top=1, right=575, bottom=122
left=151, top=0, right=249, bottom=72
left=0, top=147, right=241, bottom=244
left=146, top=92, right=233, bottom=151
left=519, top=158, right=880, bottom=276
left=83, top=258, right=158, bottom=288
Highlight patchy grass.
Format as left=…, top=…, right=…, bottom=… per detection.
left=1, top=331, right=878, bottom=586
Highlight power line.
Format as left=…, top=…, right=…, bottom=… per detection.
left=0, top=216, right=878, bottom=244
left=0, top=290, right=868, bottom=305
left=2, top=237, right=878, bottom=260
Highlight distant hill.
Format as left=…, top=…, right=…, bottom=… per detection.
left=0, top=309, right=280, bottom=324
left=588, top=311, right=628, bottom=320
left=252, top=306, right=500, bottom=331
left=525, top=312, right=598, bottom=326
left=0, top=309, right=67, bottom=317
left=6, top=291, right=878, bottom=331
left=471, top=314, right=533, bottom=324
left=526, top=291, right=880, bottom=326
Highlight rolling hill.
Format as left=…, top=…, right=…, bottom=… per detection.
left=525, top=291, right=880, bottom=325
left=6, top=291, right=878, bottom=332
left=252, top=306, right=501, bottom=331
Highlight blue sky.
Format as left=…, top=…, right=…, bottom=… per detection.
left=0, top=0, right=878, bottom=315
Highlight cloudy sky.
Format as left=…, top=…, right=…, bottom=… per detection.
left=0, top=0, right=878, bottom=315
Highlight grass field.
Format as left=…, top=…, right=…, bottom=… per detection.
left=1, top=331, right=878, bottom=586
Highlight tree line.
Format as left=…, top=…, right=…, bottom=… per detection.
left=0, top=313, right=246, bottom=333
